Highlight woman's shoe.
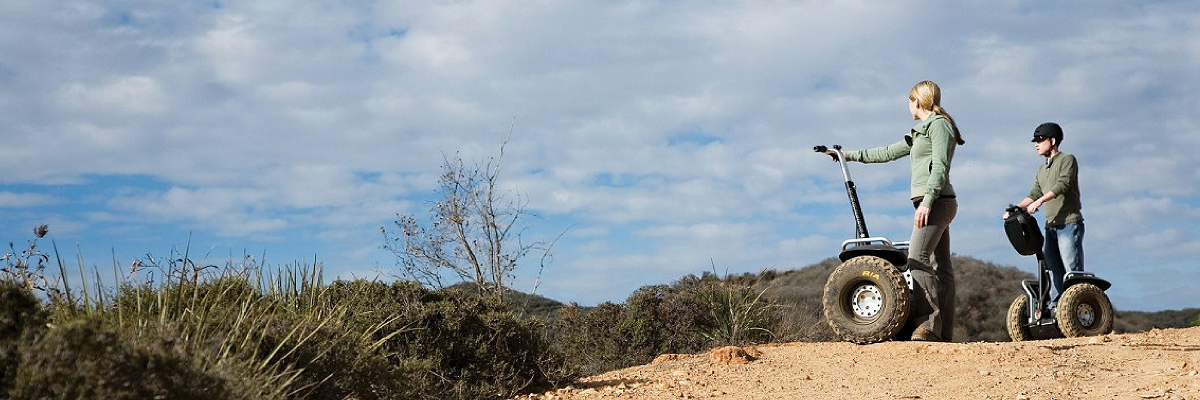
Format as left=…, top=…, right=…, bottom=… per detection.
left=910, top=327, right=942, bottom=342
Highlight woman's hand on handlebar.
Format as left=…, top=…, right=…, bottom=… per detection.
left=813, top=145, right=840, bottom=162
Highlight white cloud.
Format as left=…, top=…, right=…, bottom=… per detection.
left=1, top=0, right=1198, bottom=312
left=57, top=76, right=166, bottom=116
left=104, top=186, right=286, bottom=236
left=0, top=192, right=56, bottom=208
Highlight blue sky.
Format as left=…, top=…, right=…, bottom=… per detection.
left=2, top=0, right=1198, bottom=312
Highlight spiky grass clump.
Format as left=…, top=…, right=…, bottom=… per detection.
left=683, top=279, right=779, bottom=346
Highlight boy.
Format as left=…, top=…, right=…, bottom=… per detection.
left=1010, top=122, right=1084, bottom=310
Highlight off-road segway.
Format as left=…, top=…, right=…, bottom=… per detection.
left=814, top=145, right=913, bottom=344
left=1003, top=205, right=1114, bottom=341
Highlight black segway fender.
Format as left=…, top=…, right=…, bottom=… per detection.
left=1064, top=272, right=1111, bottom=291
left=838, top=245, right=907, bottom=269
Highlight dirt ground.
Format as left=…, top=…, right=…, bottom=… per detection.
left=517, top=327, right=1200, bottom=400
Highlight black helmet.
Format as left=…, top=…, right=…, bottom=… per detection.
left=1032, top=122, right=1063, bottom=144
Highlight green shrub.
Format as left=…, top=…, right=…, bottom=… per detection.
left=552, top=284, right=714, bottom=376
left=0, top=279, right=48, bottom=394
left=624, top=285, right=713, bottom=353
left=553, top=301, right=629, bottom=375
left=320, top=280, right=568, bottom=400
left=250, top=308, right=415, bottom=400
left=390, top=285, right=563, bottom=399
left=7, top=316, right=265, bottom=400
left=1, top=277, right=48, bottom=340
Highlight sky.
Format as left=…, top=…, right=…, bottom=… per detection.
left=1, top=0, right=1198, bottom=312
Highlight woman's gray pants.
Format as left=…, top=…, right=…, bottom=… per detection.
left=907, top=197, right=957, bottom=341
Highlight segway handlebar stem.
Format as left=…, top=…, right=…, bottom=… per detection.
left=815, top=145, right=870, bottom=239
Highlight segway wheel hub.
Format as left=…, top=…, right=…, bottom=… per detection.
left=850, top=284, right=884, bottom=320
left=1074, top=303, right=1096, bottom=327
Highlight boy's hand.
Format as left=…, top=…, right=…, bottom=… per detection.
left=1026, top=201, right=1042, bottom=215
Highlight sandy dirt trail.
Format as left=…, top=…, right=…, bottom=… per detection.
left=517, top=327, right=1200, bottom=400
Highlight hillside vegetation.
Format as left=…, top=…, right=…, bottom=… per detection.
left=2, top=241, right=1195, bottom=400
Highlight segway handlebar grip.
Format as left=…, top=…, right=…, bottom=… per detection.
left=814, top=145, right=843, bottom=162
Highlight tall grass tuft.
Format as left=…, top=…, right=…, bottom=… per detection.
left=684, top=279, right=779, bottom=346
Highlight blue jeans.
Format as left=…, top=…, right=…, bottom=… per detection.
left=1045, top=220, right=1085, bottom=307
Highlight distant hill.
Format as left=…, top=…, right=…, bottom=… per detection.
left=1114, top=307, right=1200, bottom=332
left=505, top=256, right=1198, bottom=342
left=445, top=281, right=568, bottom=320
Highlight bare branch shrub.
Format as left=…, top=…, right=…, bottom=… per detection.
left=1, top=225, right=67, bottom=305
left=382, top=140, right=557, bottom=300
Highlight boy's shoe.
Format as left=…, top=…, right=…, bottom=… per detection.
left=910, top=327, right=942, bottom=342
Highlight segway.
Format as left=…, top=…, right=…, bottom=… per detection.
left=1003, top=205, right=1114, bottom=341
left=814, top=145, right=913, bottom=344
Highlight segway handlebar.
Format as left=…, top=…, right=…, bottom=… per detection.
left=813, top=145, right=852, bottom=183
left=815, top=144, right=870, bottom=239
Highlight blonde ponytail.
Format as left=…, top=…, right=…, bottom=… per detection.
left=932, top=105, right=965, bottom=145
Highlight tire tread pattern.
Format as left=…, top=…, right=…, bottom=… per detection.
left=822, top=256, right=910, bottom=344
left=1006, top=295, right=1032, bottom=342
left=1056, top=283, right=1114, bottom=338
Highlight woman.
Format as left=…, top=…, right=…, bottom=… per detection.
left=841, top=80, right=964, bottom=342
